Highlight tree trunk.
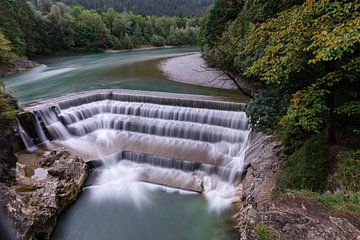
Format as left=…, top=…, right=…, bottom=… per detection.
left=325, top=87, right=336, bottom=144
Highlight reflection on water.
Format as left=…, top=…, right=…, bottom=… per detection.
left=4, top=47, right=245, bottom=104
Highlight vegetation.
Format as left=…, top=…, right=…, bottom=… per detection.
left=329, top=150, right=360, bottom=193
left=277, top=135, right=327, bottom=192
left=0, top=0, right=200, bottom=64
left=42, top=0, right=212, bottom=17
left=291, top=190, right=360, bottom=220
left=200, top=0, right=360, bottom=222
left=254, top=225, right=280, bottom=240
left=200, top=0, right=359, bottom=147
left=0, top=80, right=18, bottom=135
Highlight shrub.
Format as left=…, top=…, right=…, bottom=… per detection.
left=245, top=89, right=290, bottom=133
left=277, top=134, right=328, bottom=192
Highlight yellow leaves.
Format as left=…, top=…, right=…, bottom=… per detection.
left=292, top=91, right=306, bottom=108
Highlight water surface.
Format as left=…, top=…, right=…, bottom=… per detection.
left=5, top=47, right=244, bottom=104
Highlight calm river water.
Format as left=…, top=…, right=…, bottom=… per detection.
left=5, top=47, right=244, bottom=105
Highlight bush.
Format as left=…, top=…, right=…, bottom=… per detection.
left=150, top=34, right=166, bottom=47
left=245, top=89, right=290, bottom=132
left=277, top=135, right=328, bottom=192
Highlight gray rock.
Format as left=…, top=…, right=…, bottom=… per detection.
left=0, top=149, right=88, bottom=240
left=234, top=135, right=360, bottom=240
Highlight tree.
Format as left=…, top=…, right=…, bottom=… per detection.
left=150, top=34, right=165, bottom=47
left=46, top=3, right=75, bottom=51
left=0, top=32, right=14, bottom=65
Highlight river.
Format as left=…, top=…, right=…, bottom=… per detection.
left=4, top=47, right=245, bottom=105
left=8, top=47, right=246, bottom=240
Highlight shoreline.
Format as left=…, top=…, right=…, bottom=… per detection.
left=159, top=53, right=237, bottom=90
left=0, top=58, right=39, bottom=78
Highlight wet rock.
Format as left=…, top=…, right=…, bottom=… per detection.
left=234, top=136, right=360, bottom=240
left=0, top=149, right=88, bottom=240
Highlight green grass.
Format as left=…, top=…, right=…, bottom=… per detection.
left=290, top=190, right=360, bottom=220
left=277, top=135, right=327, bottom=192
left=329, top=150, right=360, bottom=192
left=254, top=225, right=280, bottom=240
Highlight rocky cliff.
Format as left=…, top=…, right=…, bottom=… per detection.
left=234, top=137, right=360, bottom=240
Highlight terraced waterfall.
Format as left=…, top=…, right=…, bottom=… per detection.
left=18, top=89, right=255, bottom=239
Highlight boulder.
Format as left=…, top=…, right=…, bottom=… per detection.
left=0, top=149, right=88, bottom=240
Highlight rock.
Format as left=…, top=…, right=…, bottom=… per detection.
left=0, top=149, right=88, bottom=240
left=0, top=91, right=19, bottom=185
left=234, top=135, right=360, bottom=240
left=0, top=58, right=39, bottom=77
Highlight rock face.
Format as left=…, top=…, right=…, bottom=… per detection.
left=0, top=92, right=19, bottom=184
left=0, top=149, right=88, bottom=240
left=235, top=137, right=360, bottom=240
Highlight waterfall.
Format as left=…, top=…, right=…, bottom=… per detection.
left=18, top=90, right=252, bottom=211
left=18, top=123, right=37, bottom=152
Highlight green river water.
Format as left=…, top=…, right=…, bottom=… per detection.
left=6, top=47, right=240, bottom=240
left=4, top=47, right=244, bottom=105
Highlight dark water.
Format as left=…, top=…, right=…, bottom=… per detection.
left=4, top=47, right=244, bottom=105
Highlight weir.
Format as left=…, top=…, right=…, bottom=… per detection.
left=17, top=89, right=252, bottom=194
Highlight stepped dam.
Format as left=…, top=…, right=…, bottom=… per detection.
left=17, top=89, right=261, bottom=213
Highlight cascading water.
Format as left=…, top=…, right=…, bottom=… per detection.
left=18, top=90, right=252, bottom=214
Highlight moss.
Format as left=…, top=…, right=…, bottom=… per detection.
left=278, top=134, right=327, bottom=192
left=254, top=225, right=280, bottom=240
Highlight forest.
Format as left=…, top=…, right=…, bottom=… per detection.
left=0, top=0, right=200, bottom=65
left=45, top=0, right=212, bottom=17
left=200, top=0, right=360, bottom=219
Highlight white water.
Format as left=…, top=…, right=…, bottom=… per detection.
left=19, top=92, right=251, bottom=212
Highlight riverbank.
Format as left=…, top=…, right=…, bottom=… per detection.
left=104, top=45, right=183, bottom=53
left=0, top=58, right=39, bottom=78
left=160, top=53, right=237, bottom=90
left=232, top=135, right=360, bottom=239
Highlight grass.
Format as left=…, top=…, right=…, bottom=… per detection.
left=328, top=150, right=360, bottom=192
left=254, top=225, right=280, bottom=240
left=277, top=135, right=328, bottom=192
left=290, top=190, right=360, bottom=220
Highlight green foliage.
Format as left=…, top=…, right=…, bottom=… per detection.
left=0, top=80, right=18, bottom=135
left=245, top=89, right=290, bottom=132
left=336, top=101, right=360, bottom=117
left=278, top=135, right=328, bottom=192
left=254, top=225, right=280, bottom=240
left=0, top=0, right=201, bottom=58
left=201, top=0, right=360, bottom=146
left=150, top=35, right=165, bottom=47
left=279, top=86, right=328, bottom=145
left=46, top=0, right=212, bottom=17
left=0, top=32, right=14, bottom=65
left=329, top=150, right=360, bottom=193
